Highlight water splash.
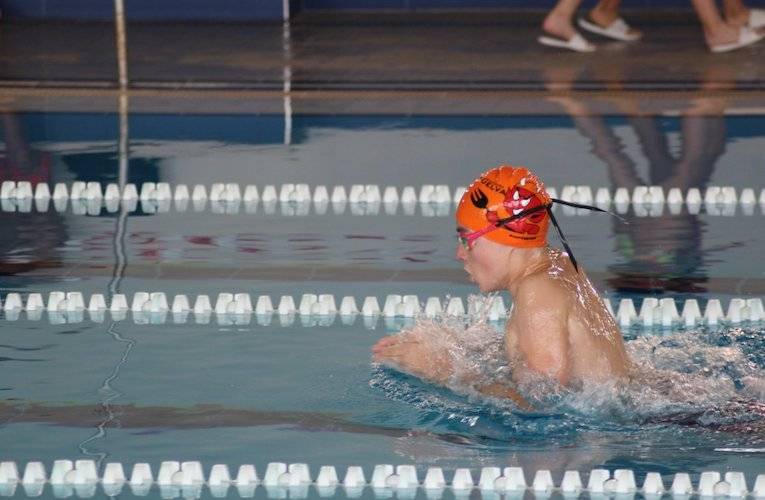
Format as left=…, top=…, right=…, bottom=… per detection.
left=372, top=296, right=765, bottom=439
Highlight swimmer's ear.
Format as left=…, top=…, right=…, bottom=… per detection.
left=546, top=206, right=579, bottom=273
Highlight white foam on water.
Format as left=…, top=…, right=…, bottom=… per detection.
left=374, top=294, right=513, bottom=390
left=373, top=296, right=765, bottom=430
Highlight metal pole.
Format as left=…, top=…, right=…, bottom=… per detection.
left=114, top=0, right=128, bottom=89
left=79, top=0, right=134, bottom=464
left=283, top=5, right=293, bottom=145
left=113, top=0, right=130, bottom=288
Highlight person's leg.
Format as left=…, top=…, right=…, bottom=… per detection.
left=691, top=0, right=749, bottom=47
left=627, top=116, right=676, bottom=184
left=723, top=0, right=750, bottom=27
left=542, top=0, right=583, bottom=40
left=723, top=0, right=765, bottom=29
left=692, top=0, right=732, bottom=37
left=590, top=0, right=622, bottom=25
left=589, top=0, right=643, bottom=35
left=677, top=110, right=727, bottom=180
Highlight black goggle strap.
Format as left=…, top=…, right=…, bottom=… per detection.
left=551, top=198, right=628, bottom=224
left=546, top=205, right=579, bottom=273
left=491, top=198, right=626, bottom=274
left=549, top=198, right=630, bottom=273
left=491, top=203, right=550, bottom=227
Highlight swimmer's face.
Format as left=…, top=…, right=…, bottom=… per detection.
left=456, top=226, right=510, bottom=292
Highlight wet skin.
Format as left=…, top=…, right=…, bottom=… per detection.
left=372, top=232, right=630, bottom=409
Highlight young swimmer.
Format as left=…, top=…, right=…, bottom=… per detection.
left=372, top=165, right=631, bottom=409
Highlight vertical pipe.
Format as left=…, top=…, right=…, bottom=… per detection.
left=282, top=3, right=293, bottom=145
left=117, top=93, right=129, bottom=188
left=113, top=0, right=130, bottom=291
left=111, top=92, right=129, bottom=294
left=111, top=89, right=129, bottom=292
left=79, top=0, right=135, bottom=466
left=111, top=0, right=130, bottom=295
left=114, top=0, right=128, bottom=90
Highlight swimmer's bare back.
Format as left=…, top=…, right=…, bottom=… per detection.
left=373, top=249, right=630, bottom=409
left=505, top=249, right=630, bottom=386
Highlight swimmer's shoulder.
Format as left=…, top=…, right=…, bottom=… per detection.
left=514, top=269, right=569, bottom=305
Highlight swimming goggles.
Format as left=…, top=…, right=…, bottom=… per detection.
left=457, top=199, right=621, bottom=272
left=457, top=233, right=472, bottom=251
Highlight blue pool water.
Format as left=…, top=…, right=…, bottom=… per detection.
left=1, top=109, right=765, bottom=486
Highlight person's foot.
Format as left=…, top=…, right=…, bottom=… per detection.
left=705, top=22, right=742, bottom=45
left=542, top=66, right=580, bottom=91
left=686, top=96, right=728, bottom=116
left=706, top=24, right=764, bottom=52
left=587, top=6, right=643, bottom=40
left=547, top=96, right=590, bottom=116
left=725, top=7, right=765, bottom=29
left=538, top=32, right=596, bottom=52
left=542, top=11, right=578, bottom=41
left=540, top=12, right=596, bottom=52
left=725, top=7, right=751, bottom=28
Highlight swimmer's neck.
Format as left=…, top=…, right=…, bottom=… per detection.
left=502, top=246, right=556, bottom=295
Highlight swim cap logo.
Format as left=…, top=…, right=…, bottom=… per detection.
left=469, top=188, right=489, bottom=209
left=470, top=185, right=546, bottom=238
left=478, top=176, right=506, bottom=195
left=498, top=185, right=546, bottom=237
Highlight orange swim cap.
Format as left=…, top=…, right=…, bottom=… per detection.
left=455, top=165, right=552, bottom=248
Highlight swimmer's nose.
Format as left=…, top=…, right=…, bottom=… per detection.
left=455, top=242, right=467, bottom=261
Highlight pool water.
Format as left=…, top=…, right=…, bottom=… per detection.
left=1, top=311, right=764, bottom=477
left=1, top=108, right=765, bottom=484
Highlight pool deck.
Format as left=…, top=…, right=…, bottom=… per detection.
left=0, top=11, right=764, bottom=114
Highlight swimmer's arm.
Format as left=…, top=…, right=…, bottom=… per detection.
left=471, top=382, right=533, bottom=411
left=373, top=335, right=533, bottom=410
left=371, top=333, right=454, bottom=384
left=512, top=279, right=571, bottom=386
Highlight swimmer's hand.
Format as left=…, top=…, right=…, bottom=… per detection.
left=372, top=335, right=533, bottom=411
left=371, top=334, right=452, bottom=384
left=472, top=382, right=533, bottom=412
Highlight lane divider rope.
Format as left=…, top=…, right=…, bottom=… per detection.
left=1, top=292, right=762, bottom=327
left=0, top=460, right=762, bottom=498
left=1, top=181, right=763, bottom=216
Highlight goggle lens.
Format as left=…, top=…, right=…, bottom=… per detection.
left=457, top=234, right=471, bottom=250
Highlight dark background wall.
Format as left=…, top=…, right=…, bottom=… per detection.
left=2, top=0, right=765, bottom=21
left=302, top=0, right=765, bottom=8
left=0, top=0, right=286, bottom=20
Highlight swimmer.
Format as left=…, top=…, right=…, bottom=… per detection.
left=372, top=165, right=631, bottom=409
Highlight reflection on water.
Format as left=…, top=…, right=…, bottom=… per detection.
left=2, top=109, right=764, bottom=286
left=2, top=104, right=765, bottom=475
left=551, top=97, right=732, bottom=293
